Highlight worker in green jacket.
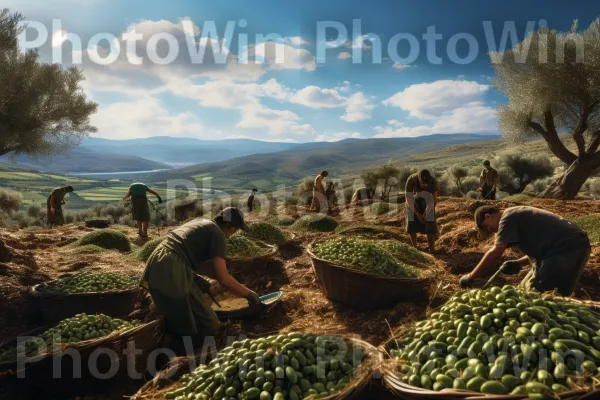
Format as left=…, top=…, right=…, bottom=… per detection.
left=123, top=182, right=162, bottom=238
left=140, top=207, right=260, bottom=351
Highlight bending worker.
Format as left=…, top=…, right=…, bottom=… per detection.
left=459, top=205, right=590, bottom=296
left=141, top=207, right=260, bottom=349
left=47, top=185, right=73, bottom=227
left=405, top=169, right=439, bottom=254
left=123, top=182, right=162, bottom=238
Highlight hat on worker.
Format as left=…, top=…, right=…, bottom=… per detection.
left=218, top=207, right=249, bottom=231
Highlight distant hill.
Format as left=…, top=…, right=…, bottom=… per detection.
left=151, top=134, right=501, bottom=192
left=81, top=137, right=303, bottom=166
left=0, top=147, right=171, bottom=174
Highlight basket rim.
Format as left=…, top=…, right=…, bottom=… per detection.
left=0, top=319, right=162, bottom=371
left=225, top=239, right=278, bottom=262
left=29, top=275, right=142, bottom=299
left=131, top=334, right=383, bottom=400
left=382, top=368, right=593, bottom=399
left=307, top=239, right=430, bottom=283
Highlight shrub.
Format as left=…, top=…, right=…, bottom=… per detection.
left=0, top=189, right=22, bottom=212
left=526, top=177, right=553, bottom=195
left=269, top=215, right=296, bottom=226
left=26, top=203, right=44, bottom=219
left=119, top=214, right=136, bottom=227
left=588, top=179, right=600, bottom=199
left=447, top=164, right=469, bottom=193
left=370, top=202, right=391, bottom=215
left=64, top=213, right=75, bottom=224
left=291, top=214, right=338, bottom=232
left=498, top=153, right=554, bottom=194
left=76, top=229, right=131, bottom=252
left=466, top=190, right=480, bottom=199
left=461, top=176, right=480, bottom=194
left=571, top=214, right=600, bottom=244
left=132, top=237, right=165, bottom=262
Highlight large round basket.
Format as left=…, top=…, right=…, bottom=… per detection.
left=379, top=317, right=600, bottom=400
left=0, top=319, right=162, bottom=397
left=29, top=275, right=143, bottom=325
left=131, top=335, right=383, bottom=400
left=226, top=240, right=278, bottom=273
left=307, top=241, right=431, bottom=310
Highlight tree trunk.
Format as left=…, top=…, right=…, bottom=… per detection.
left=539, top=160, right=595, bottom=200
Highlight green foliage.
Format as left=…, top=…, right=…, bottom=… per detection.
left=71, top=244, right=106, bottom=255
left=0, top=188, right=21, bottom=212
left=291, top=214, right=339, bottom=232
left=447, top=164, right=469, bottom=193
left=571, top=214, right=600, bottom=244
left=312, top=237, right=418, bottom=277
left=237, top=222, right=291, bottom=245
left=269, top=215, right=296, bottom=227
left=370, top=202, right=391, bottom=215
left=26, top=203, right=43, bottom=219
left=498, top=153, right=554, bottom=194
left=132, top=237, right=165, bottom=262
left=226, top=236, right=266, bottom=258
left=361, top=162, right=412, bottom=200
left=374, top=240, right=431, bottom=266
left=76, top=229, right=131, bottom=252
left=0, top=9, right=98, bottom=158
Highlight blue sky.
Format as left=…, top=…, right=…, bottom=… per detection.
left=9, top=0, right=600, bottom=142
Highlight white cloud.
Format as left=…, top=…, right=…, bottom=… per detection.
left=251, top=41, right=316, bottom=72
left=91, top=96, right=203, bottom=139
left=290, top=86, right=346, bottom=108
left=382, top=80, right=490, bottom=119
left=341, top=93, right=374, bottom=122
left=315, top=132, right=362, bottom=142
left=374, top=102, right=498, bottom=138
left=338, top=51, right=352, bottom=60
left=284, top=36, right=308, bottom=46
left=52, top=29, right=68, bottom=48
left=352, top=34, right=377, bottom=50
left=237, top=104, right=315, bottom=136
left=392, top=63, right=412, bottom=71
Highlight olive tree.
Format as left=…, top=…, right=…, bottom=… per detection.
left=447, top=164, right=469, bottom=193
left=498, top=153, right=554, bottom=194
left=361, top=162, right=411, bottom=200
left=0, top=9, right=97, bottom=157
left=492, top=19, right=600, bottom=199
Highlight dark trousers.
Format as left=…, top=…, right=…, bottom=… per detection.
left=482, top=184, right=496, bottom=200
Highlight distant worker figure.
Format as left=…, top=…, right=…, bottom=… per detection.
left=460, top=205, right=590, bottom=296
left=310, top=171, right=328, bottom=212
left=247, top=188, right=258, bottom=212
left=325, top=182, right=338, bottom=207
left=123, top=182, right=162, bottom=238
left=405, top=169, right=439, bottom=254
left=47, top=186, right=74, bottom=227
left=479, top=160, right=499, bottom=200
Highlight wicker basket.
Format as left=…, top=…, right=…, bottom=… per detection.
left=307, top=241, right=431, bottom=310
left=29, top=275, right=143, bottom=325
left=131, top=335, right=383, bottom=400
left=0, top=319, right=162, bottom=397
left=226, top=240, right=278, bottom=273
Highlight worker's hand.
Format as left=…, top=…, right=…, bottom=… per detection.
left=416, top=213, right=425, bottom=224
left=157, top=196, right=163, bottom=204
left=50, top=207, right=55, bottom=214
left=459, top=274, right=473, bottom=289
left=246, top=290, right=261, bottom=308
left=500, top=261, right=522, bottom=275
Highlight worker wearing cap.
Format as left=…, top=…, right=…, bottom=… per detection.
left=459, top=205, right=590, bottom=296
left=140, top=207, right=261, bottom=345
left=479, top=160, right=499, bottom=200
left=405, top=169, right=440, bottom=254
left=47, top=185, right=73, bottom=227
